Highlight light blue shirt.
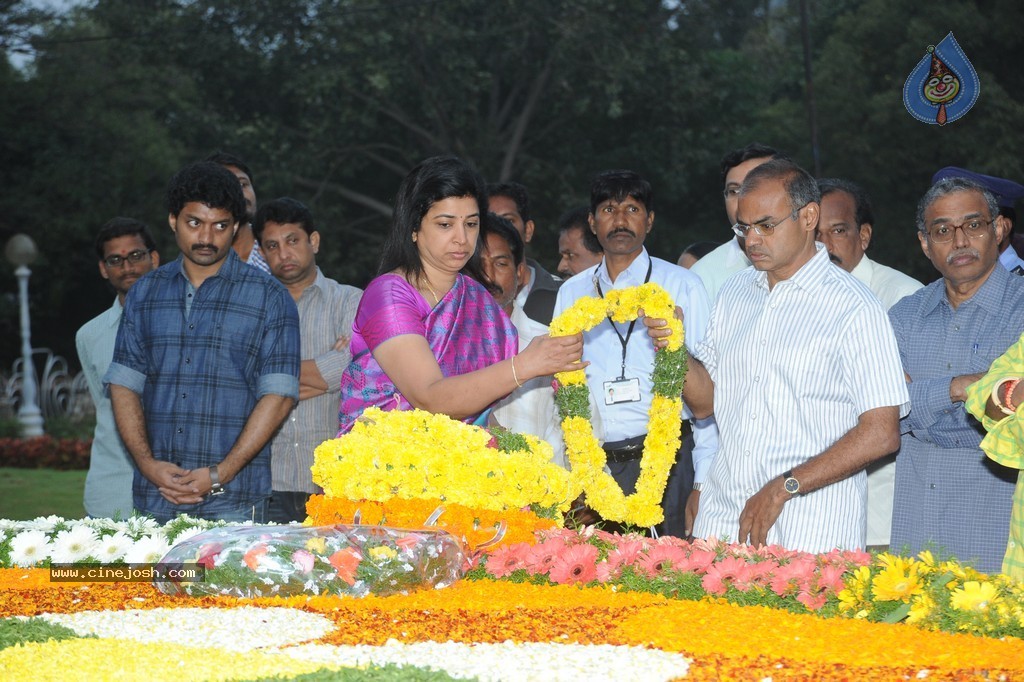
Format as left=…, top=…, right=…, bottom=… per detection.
left=999, top=245, right=1024, bottom=275
left=889, top=262, right=1024, bottom=572
left=76, top=298, right=134, bottom=519
left=553, top=248, right=717, bottom=481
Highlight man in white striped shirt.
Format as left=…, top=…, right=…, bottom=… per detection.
left=255, top=197, right=363, bottom=523
left=647, top=158, right=909, bottom=553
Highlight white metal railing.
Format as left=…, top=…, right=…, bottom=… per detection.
left=0, top=349, right=93, bottom=422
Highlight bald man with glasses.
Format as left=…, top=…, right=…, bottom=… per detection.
left=646, top=158, right=908, bottom=554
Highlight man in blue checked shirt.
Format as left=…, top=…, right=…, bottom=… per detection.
left=105, top=161, right=300, bottom=524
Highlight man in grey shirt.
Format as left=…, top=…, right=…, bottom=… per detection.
left=76, top=218, right=160, bottom=518
left=254, top=197, right=363, bottom=523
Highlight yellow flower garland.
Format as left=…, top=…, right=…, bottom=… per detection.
left=312, top=407, right=574, bottom=513
left=549, top=282, right=686, bottom=527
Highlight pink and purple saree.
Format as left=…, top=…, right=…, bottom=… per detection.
left=337, top=273, right=518, bottom=434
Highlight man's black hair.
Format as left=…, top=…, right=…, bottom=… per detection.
left=487, top=182, right=531, bottom=223
left=94, top=217, right=158, bottom=260
left=253, top=197, right=316, bottom=242
left=166, top=161, right=247, bottom=225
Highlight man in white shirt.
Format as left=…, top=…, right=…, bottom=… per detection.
left=556, top=205, right=603, bottom=278
left=691, top=143, right=781, bottom=302
left=488, top=182, right=561, bottom=325
left=816, top=178, right=923, bottom=548
left=650, top=158, right=909, bottom=553
left=481, top=214, right=567, bottom=466
left=554, top=170, right=715, bottom=536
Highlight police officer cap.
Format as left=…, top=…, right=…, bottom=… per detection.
left=931, top=166, right=1024, bottom=209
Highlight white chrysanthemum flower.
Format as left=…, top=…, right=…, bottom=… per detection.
left=95, top=531, right=133, bottom=562
left=42, top=606, right=335, bottom=651
left=124, top=535, right=171, bottom=564
left=22, top=515, right=64, bottom=533
left=167, top=525, right=205, bottom=546
left=124, top=516, right=162, bottom=539
left=82, top=517, right=121, bottom=533
left=9, top=529, right=53, bottom=567
left=50, top=526, right=100, bottom=563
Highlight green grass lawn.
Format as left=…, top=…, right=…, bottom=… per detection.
left=0, top=468, right=87, bottom=520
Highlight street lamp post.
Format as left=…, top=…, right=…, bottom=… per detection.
left=5, top=234, right=44, bottom=436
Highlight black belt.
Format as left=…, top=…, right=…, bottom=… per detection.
left=602, top=422, right=693, bottom=463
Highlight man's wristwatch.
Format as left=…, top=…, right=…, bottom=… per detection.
left=782, top=469, right=800, bottom=495
left=208, top=465, right=226, bottom=496
left=692, top=482, right=703, bottom=492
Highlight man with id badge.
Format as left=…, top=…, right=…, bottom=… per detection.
left=553, top=170, right=714, bottom=536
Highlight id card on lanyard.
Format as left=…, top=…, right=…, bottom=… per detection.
left=595, top=256, right=653, bottom=406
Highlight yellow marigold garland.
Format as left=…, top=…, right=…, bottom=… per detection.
left=549, top=282, right=686, bottom=527
left=311, top=408, right=574, bottom=514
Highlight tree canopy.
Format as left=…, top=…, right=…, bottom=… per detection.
left=1, top=0, right=1021, bottom=367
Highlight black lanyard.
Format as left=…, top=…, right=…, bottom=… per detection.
left=594, top=256, right=653, bottom=380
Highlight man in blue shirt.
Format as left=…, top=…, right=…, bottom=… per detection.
left=889, top=176, right=1024, bottom=573
left=553, top=170, right=714, bottom=536
left=77, top=218, right=160, bottom=519
left=106, top=162, right=300, bottom=524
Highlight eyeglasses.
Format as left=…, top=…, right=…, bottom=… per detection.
left=732, top=209, right=800, bottom=238
left=103, top=249, right=150, bottom=268
left=925, top=218, right=994, bottom=244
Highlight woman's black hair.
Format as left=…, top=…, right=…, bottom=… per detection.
left=378, top=155, right=490, bottom=286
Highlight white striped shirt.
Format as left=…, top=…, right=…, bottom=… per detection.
left=692, top=245, right=909, bottom=553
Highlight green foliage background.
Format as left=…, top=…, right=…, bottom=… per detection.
left=1, top=0, right=1021, bottom=367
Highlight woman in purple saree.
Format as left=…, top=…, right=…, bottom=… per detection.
left=338, top=156, right=583, bottom=434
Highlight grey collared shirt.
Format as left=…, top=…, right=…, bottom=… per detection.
left=271, top=268, right=362, bottom=493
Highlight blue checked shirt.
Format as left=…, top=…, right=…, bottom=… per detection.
left=105, top=251, right=300, bottom=518
left=889, top=263, right=1024, bottom=573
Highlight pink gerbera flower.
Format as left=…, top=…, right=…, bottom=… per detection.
left=635, top=544, right=688, bottom=578
left=485, top=543, right=530, bottom=578
left=769, top=556, right=816, bottom=596
left=675, top=548, right=716, bottom=574
left=797, top=588, right=828, bottom=611
left=701, top=555, right=749, bottom=594
left=689, top=536, right=722, bottom=553
left=655, top=535, right=690, bottom=548
left=596, top=561, right=620, bottom=583
left=814, top=562, right=847, bottom=595
left=549, top=543, right=599, bottom=584
left=525, top=539, right=566, bottom=575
